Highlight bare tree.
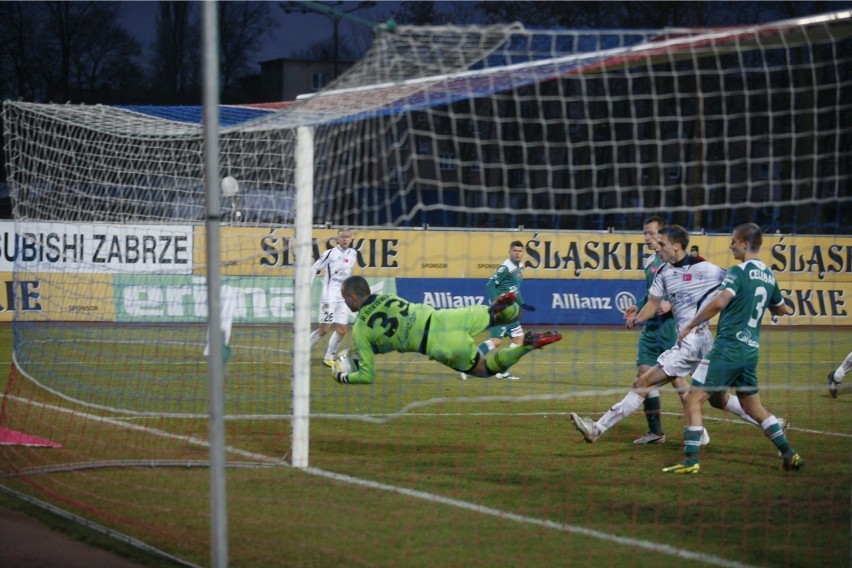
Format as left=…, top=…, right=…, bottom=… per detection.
left=280, top=1, right=376, bottom=77
left=41, top=1, right=103, bottom=102
left=0, top=2, right=49, bottom=101
left=219, top=1, right=276, bottom=101
left=69, top=3, right=143, bottom=103
left=0, top=2, right=143, bottom=103
left=153, top=0, right=199, bottom=104
left=392, top=1, right=452, bottom=25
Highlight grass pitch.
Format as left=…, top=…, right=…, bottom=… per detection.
left=1, top=324, right=850, bottom=567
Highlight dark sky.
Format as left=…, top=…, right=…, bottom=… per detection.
left=117, top=2, right=852, bottom=65
left=118, top=1, right=402, bottom=63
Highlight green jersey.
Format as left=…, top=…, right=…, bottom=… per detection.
left=344, top=293, right=494, bottom=384
left=636, top=253, right=676, bottom=335
left=486, top=258, right=525, bottom=303
left=714, top=259, right=784, bottom=355
left=346, top=293, right=433, bottom=384
left=635, top=253, right=676, bottom=365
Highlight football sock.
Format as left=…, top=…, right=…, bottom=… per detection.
left=834, top=351, right=852, bottom=381
left=761, top=415, right=791, bottom=455
left=477, top=339, right=498, bottom=358
left=596, top=390, right=644, bottom=432
left=683, top=425, right=704, bottom=463
left=723, top=395, right=760, bottom=426
left=643, top=390, right=662, bottom=434
left=324, top=331, right=343, bottom=359
left=309, top=329, right=321, bottom=348
left=485, top=344, right=534, bottom=375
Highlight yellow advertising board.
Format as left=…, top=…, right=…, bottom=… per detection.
left=1, top=225, right=844, bottom=325
left=0, top=272, right=115, bottom=322
left=202, top=226, right=852, bottom=285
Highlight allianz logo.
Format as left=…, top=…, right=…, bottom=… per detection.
left=422, top=292, right=486, bottom=308
left=553, top=291, right=637, bottom=312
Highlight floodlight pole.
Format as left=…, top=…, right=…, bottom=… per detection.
left=201, top=1, right=228, bottom=566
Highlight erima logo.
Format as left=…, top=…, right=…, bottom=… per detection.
left=422, top=292, right=485, bottom=308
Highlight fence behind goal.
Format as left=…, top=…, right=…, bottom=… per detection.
left=1, top=10, right=851, bottom=567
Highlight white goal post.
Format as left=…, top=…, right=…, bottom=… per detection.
left=0, top=10, right=850, bottom=565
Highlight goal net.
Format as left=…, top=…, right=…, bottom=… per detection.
left=1, top=10, right=850, bottom=567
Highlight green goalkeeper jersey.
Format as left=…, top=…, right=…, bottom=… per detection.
left=343, top=293, right=499, bottom=384
left=345, top=293, right=435, bottom=384
left=713, top=259, right=784, bottom=355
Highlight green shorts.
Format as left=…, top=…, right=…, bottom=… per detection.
left=635, top=328, right=676, bottom=367
left=690, top=342, right=760, bottom=395
left=488, top=321, right=523, bottom=340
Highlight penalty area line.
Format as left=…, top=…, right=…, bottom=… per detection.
left=304, top=466, right=756, bottom=568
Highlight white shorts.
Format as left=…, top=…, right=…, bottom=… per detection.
left=657, top=328, right=714, bottom=378
left=319, top=300, right=350, bottom=326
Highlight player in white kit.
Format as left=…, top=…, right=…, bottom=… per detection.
left=309, top=229, right=358, bottom=366
left=569, top=224, right=780, bottom=444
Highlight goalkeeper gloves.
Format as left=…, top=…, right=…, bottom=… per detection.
left=521, top=303, right=535, bottom=311
left=335, top=372, right=349, bottom=384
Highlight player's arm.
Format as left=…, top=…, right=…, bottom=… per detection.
left=309, top=250, right=331, bottom=287
left=625, top=292, right=648, bottom=320
left=768, top=284, right=789, bottom=317
left=515, top=288, right=534, bottom=311
left=677, top=289, right=733, bottom=342
left=768, top=302, right=788, bottom=317
left=485, top=266, right=508, bottom=300
left=335, top=328, right=375, bottom=384
left=625, top=294, right=662, bottom=328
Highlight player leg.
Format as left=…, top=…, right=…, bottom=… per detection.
left=634, top=356, right=664, bottom=443
left=735, top=367, right=803, bottom=471
left=571, top=334, right=704, bottom=444
left=495, top=325, right=525, bottom=380
left=663, top=350, right=728, bottom=474
left=828, top=351, right=852, bottom=398
left=463, top=294, right=517, bottom=380
left=481, top=330, right=561, bottom=376
left=311, top=302, right=333, bottom=350
left=436, top=306, right=538, bottom=378
left=463, top=328, right=503, bottom=380
left=322, top=302, right=350, bottom=364
left=570, top=365, right=674, bottom=444
left=662, top=385, right=710, bottom=474
left=633, top=332, right=673, bottom=444
left=309, top=325, right=327, bottom=348
left=323, top=324, right=345, bottom=362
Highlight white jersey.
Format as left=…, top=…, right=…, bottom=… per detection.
left=649, top=256, right=726, bottom=333
left=311, top=246, right=357, bottom=304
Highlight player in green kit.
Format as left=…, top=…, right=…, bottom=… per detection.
left=663, top=223, right=802, bottom=474
left=332, top=276, right=562, bottom=384
left=461, top=240, right=536, bottom=381
left=623, top=216, right=682, bottom=444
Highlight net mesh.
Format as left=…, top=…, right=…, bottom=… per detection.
left=1, top=11, right=851, bottom=567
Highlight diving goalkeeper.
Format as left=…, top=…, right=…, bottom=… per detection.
left=332, top=275, right=562, bottom=384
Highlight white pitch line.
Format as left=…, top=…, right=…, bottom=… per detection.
left=303, top=465, right=756, bottom=568
left=3, top=393, right=844, bottom=567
